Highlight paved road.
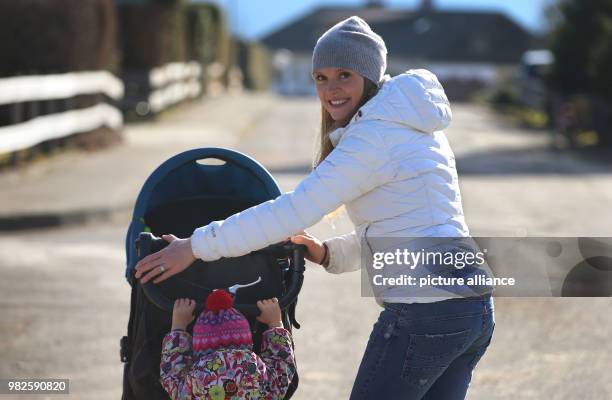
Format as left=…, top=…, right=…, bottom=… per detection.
left=1, top=93, right=611, bottom=399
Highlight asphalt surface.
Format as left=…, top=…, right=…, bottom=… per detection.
left=1, top=92, right=611, bottom=399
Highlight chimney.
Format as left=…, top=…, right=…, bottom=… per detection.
left=365, top=0, right=385, bottom=8
left=420, top=0, right=434, bottom=12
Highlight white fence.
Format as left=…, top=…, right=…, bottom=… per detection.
left=147, top=61, right=202, bottom=114
left=0, top=71, right=125, bottom=153
left=0, top=62, right=203, bottom=154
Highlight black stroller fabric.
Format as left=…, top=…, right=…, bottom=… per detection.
left=121, top=148, right=301, bottom=400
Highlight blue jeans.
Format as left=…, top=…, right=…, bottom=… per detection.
left=350, top=294, right=495, bottom=400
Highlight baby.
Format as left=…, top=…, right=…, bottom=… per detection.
left=160, top=289, right=296, bottom=400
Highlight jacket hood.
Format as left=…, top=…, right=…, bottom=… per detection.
left=365, top=69, right=452, bottom=133
left=329, top=69, right=452, bottom=146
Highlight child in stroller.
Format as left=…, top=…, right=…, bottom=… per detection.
left=161, top=290, right=296, bottom=400
left=121, top=148, right=305, bottom=399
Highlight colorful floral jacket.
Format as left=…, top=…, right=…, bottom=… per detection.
left=160, top=327, right=296, bottom=400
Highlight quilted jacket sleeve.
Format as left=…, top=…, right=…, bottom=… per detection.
left=323, top=230, right=362, bottom=274
left=191, top=125, right=394, bottom=262
left=257, top=327, right=297, bottom=398
left=159, top=330, right=195, bottom=399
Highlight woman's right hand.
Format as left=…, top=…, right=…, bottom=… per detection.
left=290, top=231, right=327, bottom=265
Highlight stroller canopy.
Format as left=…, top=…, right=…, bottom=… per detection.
left=125, top=147, right=282, bottom=282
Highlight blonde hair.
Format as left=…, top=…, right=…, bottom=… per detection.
left=313, top=77, right=380, bottom=224
left=313, top=78, right=380, bottom=168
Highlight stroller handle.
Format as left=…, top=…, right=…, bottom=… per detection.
left=135, top=232, right=305, bottom=318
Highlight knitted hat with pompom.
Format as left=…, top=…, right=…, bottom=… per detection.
left=192, top=289, right=253, bottom=353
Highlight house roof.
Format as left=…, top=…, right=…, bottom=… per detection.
left=261, top=6, right=535, bottom=64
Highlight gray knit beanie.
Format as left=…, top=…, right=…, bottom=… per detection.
left=312, top=16, right=387, bottom=85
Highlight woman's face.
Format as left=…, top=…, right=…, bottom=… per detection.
left=313, top=67, right=365, bottom=122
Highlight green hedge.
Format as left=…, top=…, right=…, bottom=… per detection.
left=117, top=1, right=188, bottom=69
left=548, top=0, right=612, bottom=103
left=237, top=40, right=271, bottom=91
left=0, top=0, right=119, bottom=76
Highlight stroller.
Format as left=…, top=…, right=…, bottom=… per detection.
left=120, top=148, right=304, bottom=399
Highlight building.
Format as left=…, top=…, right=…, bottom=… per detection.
left=261, top=0, right=535, bottom=100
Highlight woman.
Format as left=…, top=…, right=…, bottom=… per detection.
left=135, top=16, right=495, bottom=400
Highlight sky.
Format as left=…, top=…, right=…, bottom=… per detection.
left=199, top=0, right=553, bottom=40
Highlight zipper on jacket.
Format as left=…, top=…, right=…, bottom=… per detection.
left=363, top=224, right=374, bottom=256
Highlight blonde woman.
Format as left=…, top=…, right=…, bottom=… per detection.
left=136, top=16, right=494, bottom=400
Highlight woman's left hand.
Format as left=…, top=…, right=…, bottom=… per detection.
left=290, top=231, right=326, bottom=265
left=134, top=234, right=197, bottom=284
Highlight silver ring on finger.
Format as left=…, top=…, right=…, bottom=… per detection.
left=159, top=264, right=166, bottom=273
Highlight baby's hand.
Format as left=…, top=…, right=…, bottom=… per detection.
left=256, top=298, right=283, bottom=329
left=172, top=298, right=196, bottom=330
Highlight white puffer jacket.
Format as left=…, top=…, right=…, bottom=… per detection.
left=192, top=69, right=469, bottom=279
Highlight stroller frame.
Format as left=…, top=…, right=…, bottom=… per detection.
left=120, top=148, right=304, bottom=399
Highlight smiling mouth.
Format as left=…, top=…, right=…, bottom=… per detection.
left=328, top=98, right=349, bottom=107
